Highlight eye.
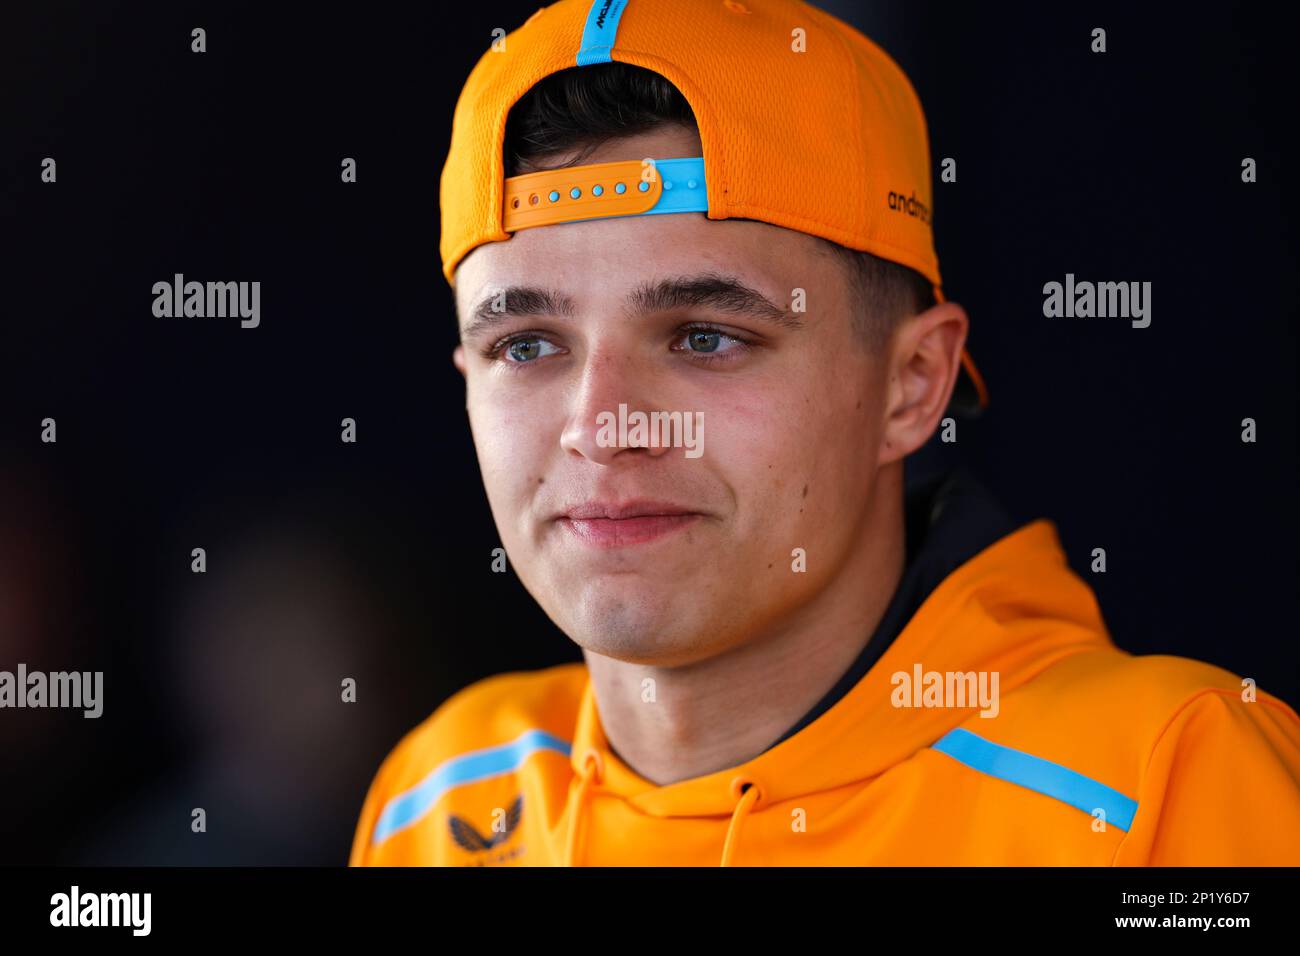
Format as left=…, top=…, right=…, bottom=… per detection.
left=685, top=329, right=724, bottom=352
left=488, top=334, right=562, bottom=364
left=672, top=324, right=752, bottom=361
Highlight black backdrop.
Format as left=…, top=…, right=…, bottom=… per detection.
left=0, top=1, right=1294, bottom=864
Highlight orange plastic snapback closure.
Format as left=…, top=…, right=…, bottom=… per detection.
left=503, top=159, right=664, bottom=232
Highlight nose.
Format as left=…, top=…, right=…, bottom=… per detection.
left=559, top=347, right=676, bottom=465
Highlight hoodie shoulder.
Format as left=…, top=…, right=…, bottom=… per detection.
left=385, top=662, right=587, bottom=777
left=1010, top=645, right=1298, bottom=742
left=986, top=644, right=1300, bottom=774
left=349, top=662, right=586, bottom=864
left=1032, top=645, right=1278, bottom=711
left=955, top=646, right=1300, bottom=864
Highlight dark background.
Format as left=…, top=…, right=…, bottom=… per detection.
left=0, top=1, right=1293, bottom=864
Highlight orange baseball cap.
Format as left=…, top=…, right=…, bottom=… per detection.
left=440, top=0, right=988, bottom=415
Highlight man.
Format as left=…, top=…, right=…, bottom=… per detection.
left=351, top=0, right=1300, bottom=866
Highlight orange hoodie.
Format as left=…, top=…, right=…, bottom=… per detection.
left=350, top=473, right=1300, bottom=866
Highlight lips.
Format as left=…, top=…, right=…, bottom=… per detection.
left=561, top=500, right=697, bottom=521
left=556, top=500, right=704, bottom=548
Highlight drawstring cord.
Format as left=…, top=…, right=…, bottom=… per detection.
left=720, top=779, right=760, bottom=867
left=563, top=751, right=602, bottom=866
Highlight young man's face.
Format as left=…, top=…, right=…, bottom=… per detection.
left=453, top=125, right=920, bottom=667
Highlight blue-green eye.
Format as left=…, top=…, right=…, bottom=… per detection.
left=675, top=325, right=749, bottom=359
left=502, top=336, right=559, bottom=363
left=687, top=330, right=723, bottom=353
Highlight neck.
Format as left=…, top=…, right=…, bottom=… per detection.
left=584, top=465, right=906, bottom=785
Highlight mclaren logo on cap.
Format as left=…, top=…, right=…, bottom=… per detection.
left=577, top=0, right=629, bottom=66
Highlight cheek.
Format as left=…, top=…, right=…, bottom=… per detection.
left=703, top=365, right=874, bottom=537
left=466, top=385, right=554, bottom=517
left=701, top=389, right=818, bottom=535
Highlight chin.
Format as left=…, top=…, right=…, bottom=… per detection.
left=575, top=631, right=707, bottom=667
left=563, top=592, right=704, bottom=665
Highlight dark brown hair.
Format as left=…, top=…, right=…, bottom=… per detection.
left=503, top=62, right=937, bottom=350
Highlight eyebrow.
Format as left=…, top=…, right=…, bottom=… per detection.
left=459, top=272, right=803, bottom=343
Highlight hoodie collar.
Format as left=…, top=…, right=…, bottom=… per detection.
left=568, top=469, right=1116, bottom=819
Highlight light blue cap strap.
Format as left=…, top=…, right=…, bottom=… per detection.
left=644, top=157, right=708, bottom=215
left=577, top=0, right=629, bottom=66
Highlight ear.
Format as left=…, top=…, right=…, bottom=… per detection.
left=878, top=301, right=968, bottom=465
left=452, top=344, right=467, bottom=378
